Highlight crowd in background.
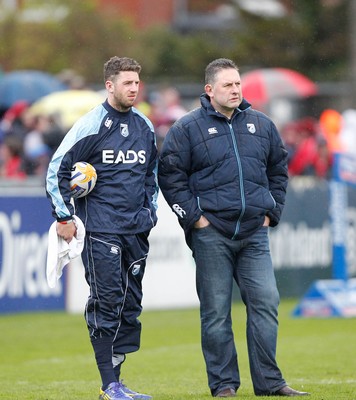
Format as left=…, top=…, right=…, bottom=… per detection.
left=0, top=82, right=356, bottom=182
left=282, top=108, right=356, bottom=179
left=0, top=83, right=190, bottom=181
left=0, top=101, right=63, bottom=180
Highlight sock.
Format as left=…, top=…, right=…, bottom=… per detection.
left=91, top=336, right=116, bottom=390
left=113, top=353, right=126, bottom=381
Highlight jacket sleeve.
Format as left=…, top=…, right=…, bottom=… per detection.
left=158, top=121, right=202, bottom=232
left=46, top=118, right=100, bottom=221
left=266, top=122, right=289, bottom=227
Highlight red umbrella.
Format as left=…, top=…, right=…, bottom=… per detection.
left=241, top=68, right=318, bottom=109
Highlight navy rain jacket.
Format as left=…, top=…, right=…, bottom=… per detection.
left=158, top=94, right=288, bottom=241
left=46, top=100, right=158, bottom=234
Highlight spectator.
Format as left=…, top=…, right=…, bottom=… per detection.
left=280, top=120, right=299, bottom=165
left=41, top=114, right=66, bottom=156
left=149, top=86, right=187, bottom=152
left=319, top=108, right=344, bottom=154
left=0, top=100, right=29, bottom=142
left=56, top=68, right=86, bottom=90
left=0, top=135, right=26, bottom=180
left=22, top=114, right=52, bottom=177
left=283, top=117, right=332, bottom=178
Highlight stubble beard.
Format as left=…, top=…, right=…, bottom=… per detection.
left=110, top=92, right=136, bottom=112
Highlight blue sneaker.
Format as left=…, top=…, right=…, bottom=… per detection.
left=99, top=382, right=132, bottom=400
left=120, top=381, right=152, bottom=400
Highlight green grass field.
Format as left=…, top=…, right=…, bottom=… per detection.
left=0, top=299, right=355, bottom=400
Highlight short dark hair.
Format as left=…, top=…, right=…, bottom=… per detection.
left=205, top=58, right=239, bottom=85
left=103, top=56, right=141, bottom=82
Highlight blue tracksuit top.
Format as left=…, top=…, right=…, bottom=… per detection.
left=46, top=99, right=158, bottom=234
left=158, top=94, right=288, bottom=240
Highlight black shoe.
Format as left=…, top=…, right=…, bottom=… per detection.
left=215, top=387, right=236, bottom=397
left=274, top=386, right=310, bottom=396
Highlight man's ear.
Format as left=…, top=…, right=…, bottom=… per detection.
left=105, top=80, right=114, bottom=93
left=205, top=83, right=213, bottom=96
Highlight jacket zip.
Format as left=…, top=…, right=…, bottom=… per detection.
left=228, top=122, right=246, bottom=239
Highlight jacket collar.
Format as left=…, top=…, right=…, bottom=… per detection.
left=200, top=93, right=251, bottom=119
left=103, top=99, right=133, bottom=116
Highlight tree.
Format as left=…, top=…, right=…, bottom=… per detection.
left=0, top=0, right=350, bottom=84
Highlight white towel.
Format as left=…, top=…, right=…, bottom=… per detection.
left=46, top=215, right=85, bottom=289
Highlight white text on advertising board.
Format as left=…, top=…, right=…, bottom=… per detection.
left=0, top=211, right=61, bottom=298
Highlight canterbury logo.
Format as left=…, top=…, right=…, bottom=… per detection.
left=104, top=117, right=113, bottom=128
left=110, top=246, right=119, bottom=255
left=132, top=264, right=141, bottom=275
left=172, top=204, right=186, bottom=218
left=102, top=149, right=146, bottom=164
left=208, top=127, right=218, bottom=135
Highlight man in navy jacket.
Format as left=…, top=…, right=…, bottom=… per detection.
left=158, top=58, right=309, bottom=397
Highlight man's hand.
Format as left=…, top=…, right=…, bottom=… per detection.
left=263, top=215, right=270, bottom=227
left=194, top=215, right=210, bottom=229
left=56, top=221, right=77, bottom=243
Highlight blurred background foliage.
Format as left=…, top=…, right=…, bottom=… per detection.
left=0, top=0, right=351, bottom=85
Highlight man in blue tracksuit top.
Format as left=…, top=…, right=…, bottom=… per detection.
left=46, top=57, right=158, bottom=400
left=158, top=58, right=309, bottom=398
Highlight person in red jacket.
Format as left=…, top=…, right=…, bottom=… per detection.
left=285, top=118, right=332, bottom=178
left=0, top=135, right=26, bottom=180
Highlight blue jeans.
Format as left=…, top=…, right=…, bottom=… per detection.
left=190, top=224, right=286, bottom=396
